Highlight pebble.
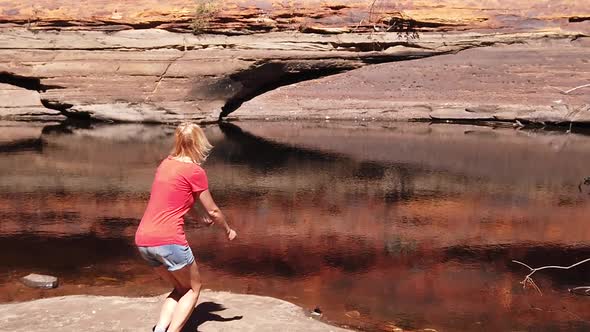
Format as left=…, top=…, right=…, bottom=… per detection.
left=311, top=307, right=322, bottom=316
left=345, top=310, right=361, bottom=318
left=20, top=273, right=59, bottom=289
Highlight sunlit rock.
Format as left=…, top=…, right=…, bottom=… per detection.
left=20, top=273, right=59, bottom=289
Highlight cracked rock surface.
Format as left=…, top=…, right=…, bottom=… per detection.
left=0, top=0, right=588, bottom=124
left=233, top=38, right=590, bottom=124
left=0, top=28, right=585, bottom=123
left=0, top=291, right=353, bottom=332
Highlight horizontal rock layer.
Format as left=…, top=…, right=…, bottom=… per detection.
left=0, top=0, right=589, bottom=33
left=1, top=27, right=586, bottom=124
left=233, top=38, right=590, bottom=125
left=0, top=1, right=588, bottom=126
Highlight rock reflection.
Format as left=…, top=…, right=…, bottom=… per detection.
left=1, top=121, right=590, bottom=331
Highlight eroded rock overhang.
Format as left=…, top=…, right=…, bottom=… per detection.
left=0, top=27, right=586, bottom=124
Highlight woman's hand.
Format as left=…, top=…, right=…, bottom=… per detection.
left=190, top=197, right=213, bottom=226
left=227, top=229, right=237, bottom=241
left=197, top=190, right=236, bottom=241
left=201, top=215, right=214, bottom=226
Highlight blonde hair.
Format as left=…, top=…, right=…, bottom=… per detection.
left=170, top=122, right=213, bottom=164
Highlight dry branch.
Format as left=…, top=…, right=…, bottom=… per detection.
left=570, top=286, right=590, bottom=296
left=354, top=0, right=419, bottom=39
left=553, top=83, right=590, bottom=95
left=513, top=258, right=590, bottom=295
left=564, top=83, right=590, bottom=94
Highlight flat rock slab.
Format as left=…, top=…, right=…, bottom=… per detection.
left=0, top=291, right=352, bottom=332
left=1, top=28, right=584, bottom=124
left=234, top=40, right=590, bottom=124
left=19, top=274, right=58, bottom=289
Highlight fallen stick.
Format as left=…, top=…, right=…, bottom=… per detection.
left=564, top=83, right=590, bottom=94
left=512, top=258, right=590, bottom=295
left=553, top=83, right=590, bottom=94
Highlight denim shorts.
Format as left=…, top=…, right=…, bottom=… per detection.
left=137, top=244, right=195, bottom=272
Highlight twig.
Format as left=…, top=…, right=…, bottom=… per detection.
left=553, top=83, right=590, bottom=95
left=367, top=0, right=378, bottom=22
left=354, top=0, right=379, bottom=32
left=528, top=303, right=588, bottom=321
left=353, top=0, right=419, bottom=40
left=570, top=286, right=590, bottom=296
left=512, top=258, right=590, bottom=295
left=564, top=83, right=590, bottom=94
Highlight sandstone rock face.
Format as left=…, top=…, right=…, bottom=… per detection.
left=234, top=39, right=590, bottom=124
left=0, top=83, right=63, bottom=121
left=0, top=1, right=587, bottom=124
left=0, top=0, right=588, bottom=33
left=0, top=27, right=585, bottom=124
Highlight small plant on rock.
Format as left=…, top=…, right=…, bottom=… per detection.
left=355, top=0, right=420, bottom=40
left=192, top=0, right=219, bottom=34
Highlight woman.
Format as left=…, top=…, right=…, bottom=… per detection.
left=135, top=122, right=237, bottom=332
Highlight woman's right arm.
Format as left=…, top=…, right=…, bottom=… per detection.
left=196, top=190, right=237, bottom=241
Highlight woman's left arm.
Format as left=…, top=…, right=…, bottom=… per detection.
left=188, top=194, right=214, bottom=225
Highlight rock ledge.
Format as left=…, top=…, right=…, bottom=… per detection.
left=0, top=291, right=353, bottom=332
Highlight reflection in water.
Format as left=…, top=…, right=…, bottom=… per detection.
left=217, top=121, right=341, bottom=169
left=1, top=121, right=590, bottom=331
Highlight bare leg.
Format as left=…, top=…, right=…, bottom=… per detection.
left=166, top=261, right=202, bottom=332
left=153, top=266, right=187, bottom=331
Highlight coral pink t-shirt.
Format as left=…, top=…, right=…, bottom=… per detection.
left=135, top=157, right=208, bottom=247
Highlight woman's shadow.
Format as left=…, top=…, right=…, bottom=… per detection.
left=181, top=302, right=243, bottom=332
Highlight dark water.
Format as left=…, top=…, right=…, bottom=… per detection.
left=2, top=120, right=590, bottom=331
